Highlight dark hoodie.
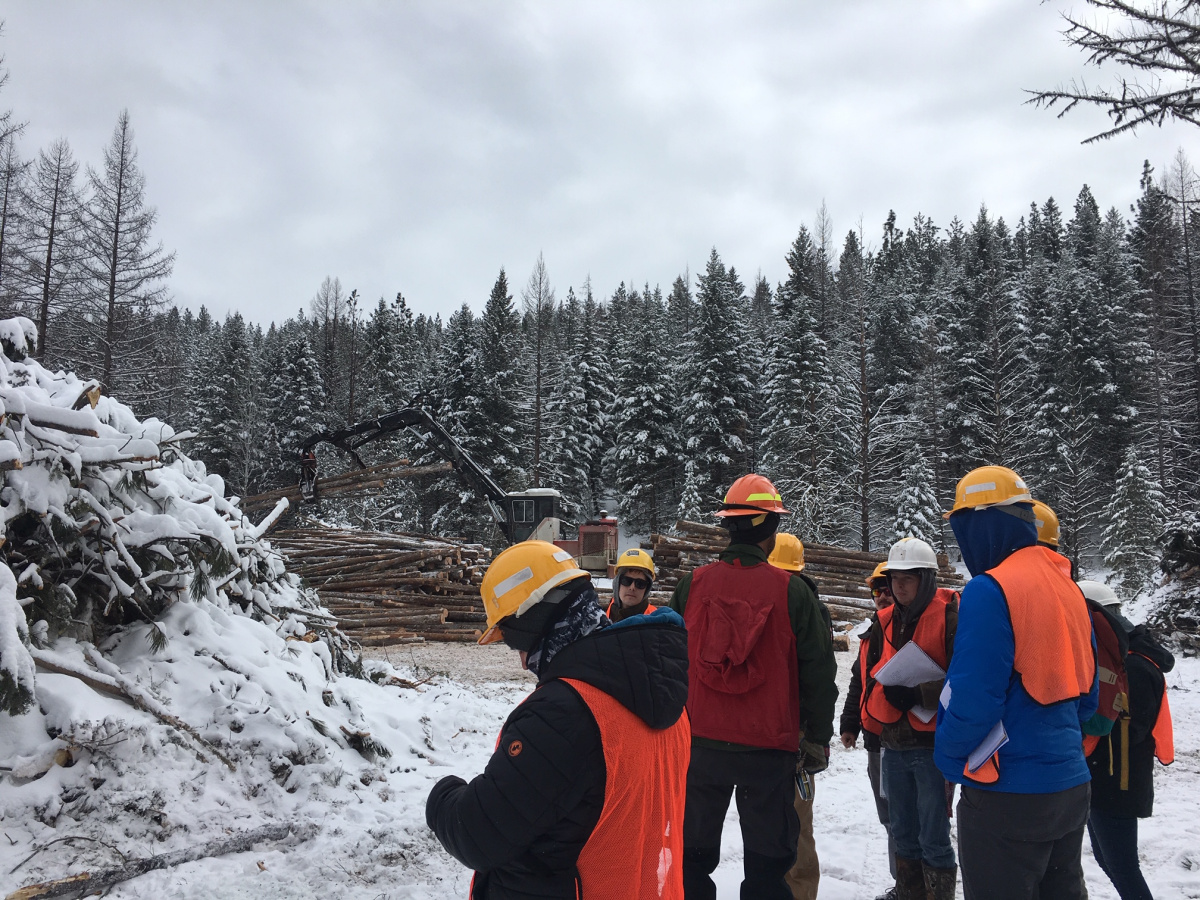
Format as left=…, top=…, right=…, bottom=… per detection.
left=1088, top=623, right=1175, bottom=818
left=426, top=608, right=689, bottom=899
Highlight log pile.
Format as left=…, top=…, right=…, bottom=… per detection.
left=272, top=527, right=492, bottom=645
left=641, top=520, right=965, bottom=623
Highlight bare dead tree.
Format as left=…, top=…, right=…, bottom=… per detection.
left=1030, top=0, right=1200, bottom=142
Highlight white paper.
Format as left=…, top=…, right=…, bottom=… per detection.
left=967, top=721, right=1009, bottom=773
left=939, top=681, right=952, bottom=710
left=911, top=704, right=937, bottom=724
left=873, top=641, right=946, bottom=687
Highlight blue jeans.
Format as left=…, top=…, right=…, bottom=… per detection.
left=1088, top=810, right=1154, bottom=900
left=880, top=747, right=956, bottom=869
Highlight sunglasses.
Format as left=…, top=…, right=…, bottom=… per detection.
left=619, top=574, right=651, bottom=591
left=871, top=586, right=892, bottom=597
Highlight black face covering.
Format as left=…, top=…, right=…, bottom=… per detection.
left=497, top=578, right=593, bottom=653
left=722, top=512, right=781, bottom=546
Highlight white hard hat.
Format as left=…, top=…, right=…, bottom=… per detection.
left=1077, top=580, right=1122, bottom=609
left=887, top=537, right=939, bottom=571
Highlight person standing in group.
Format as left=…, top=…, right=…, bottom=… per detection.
left=1078, top=580, right=1175, bottom=900
left=606, top=547, right=657, bottom=622
left=858, top=538, right=959, bottom=900
left=426, top=540, right=691, bottom=899
left=840, top=561, right=899, bottom=900
left=670, top=475, right=838, bottom=900
left=769, top=532, right=825, bottom=900
left=935, top=466, right=1098, bottom=900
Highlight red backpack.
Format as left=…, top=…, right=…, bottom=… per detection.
left=1083, top=599, right=1130, bottom=756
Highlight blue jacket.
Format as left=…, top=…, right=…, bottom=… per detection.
left=935, top=506, right=1098, bottom=793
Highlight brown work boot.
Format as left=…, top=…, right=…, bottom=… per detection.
left=923, top=863, right=957, bottom=900
left=894, top=857, right=925, bottom=900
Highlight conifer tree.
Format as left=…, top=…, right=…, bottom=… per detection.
left=610, top=289, right=679, bottom=532
left=891, top=448, right=943, bottom=547
left=1102, top=447, right=1167, bottom=596
left=476, top=268, right=525, bottom=491
left=19, top=138, right=84, bottom=363
left=677, top=249, right=754, bottom=520
left=77, top=110, right=174, bottom=402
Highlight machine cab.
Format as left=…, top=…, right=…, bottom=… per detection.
left=504, top=488, right=563, bottom=543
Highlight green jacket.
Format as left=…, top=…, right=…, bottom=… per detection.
left=669, top=543, right=839, bottom=748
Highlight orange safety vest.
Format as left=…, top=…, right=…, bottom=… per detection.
left=1130, top=651, right=1175, bottom=766
left=606, top=598, right=652, bottom=619
left=965, top=545, right=1095, bottom=785
left=861, top=589, right=955, bottom=734
left=564, top=678, right=690, bottom=899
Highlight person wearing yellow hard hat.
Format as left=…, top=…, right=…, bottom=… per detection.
left=426, top=540, right=691, bottom=898
left=669, top=475, right=837, bottom=900
left=769, top=532, right=826, bottom=900
left=935, top=466, right=1098, bottom=900
left=607, top=547, right=657, bottom=623
left=1030, top=499, right=1060, bottom=550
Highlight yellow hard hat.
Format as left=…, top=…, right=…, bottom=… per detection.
left=944, top=465, right=1032, bottom=519
left=865, top=561, right=889, bottom=587
left=479, top=540, right=589, bottom=645
left=1031, top=500, right=1060, bottom=547
left=614, top=547, right=656, bottom=580
left=768, top=532, right=805, bottom=572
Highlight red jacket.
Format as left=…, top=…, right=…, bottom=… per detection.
left=684, top=558, right=800, bottom=752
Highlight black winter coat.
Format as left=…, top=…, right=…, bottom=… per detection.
left=425, top=613, right=689, bottom=900
left=1088, top=624, right=1174, bottom=819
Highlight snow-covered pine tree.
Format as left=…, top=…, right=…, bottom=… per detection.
left=267, top=331, right=325, bottom=487
left=1102, top=446, right=1167, bottom=597
left=760, top=226, right=842, bottom=540
left=610, top=287, right=680, bottom=533
left=476, top=268, right=525, bottom=493
left=677, top=249, right=755, bottom=521
left=891, top=447, right=943, bottom=547
left=427, top=303, right=496, bottom=541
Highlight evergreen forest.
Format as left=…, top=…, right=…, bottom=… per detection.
left=1, top=97, right=1196, bottom=601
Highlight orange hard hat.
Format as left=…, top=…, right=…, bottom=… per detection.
left=714, top=473, right=790, bottom=517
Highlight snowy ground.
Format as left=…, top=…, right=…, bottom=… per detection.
left=3, top=627, right=1199, bottom=899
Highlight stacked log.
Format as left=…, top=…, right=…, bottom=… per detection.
left=641, top=520, right=965, bottom=623
left=272, top=527, right=492, bottom=645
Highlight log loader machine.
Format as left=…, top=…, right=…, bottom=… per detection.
left=297, top=406, right=617, bottom=573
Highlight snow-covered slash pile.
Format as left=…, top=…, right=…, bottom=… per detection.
left=0, top=318, right=503, bottom=898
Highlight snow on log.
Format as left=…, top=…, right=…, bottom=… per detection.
left=0, top=563, right=35, bottom=715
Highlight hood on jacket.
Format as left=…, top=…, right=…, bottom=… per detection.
left=539, top=607, right=688, bottom=730
left=1128, top=623, right=1176, bottom=673
left=950, top=504, right=1038, bottom=577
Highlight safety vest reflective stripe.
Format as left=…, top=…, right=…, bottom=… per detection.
left=564, top=678, right=689, bottom=899
left=987, top=546, right=1095, bottom=706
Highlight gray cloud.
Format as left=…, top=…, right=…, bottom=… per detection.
left=3, top=0, right=1194, bottom=325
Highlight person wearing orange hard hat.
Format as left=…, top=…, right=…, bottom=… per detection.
left=426, top=540, right=691, bottom=898
left=670, top=475, right=837, bottom=900
left=935, top=466, right=1098, bottom=900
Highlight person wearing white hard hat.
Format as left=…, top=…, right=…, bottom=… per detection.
left=858, top=537, right=959, bottom=900
left=1077, top=580, right=1175, bottom=900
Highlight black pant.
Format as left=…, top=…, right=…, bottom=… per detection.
left=957, top=782, right=1090, bottom=900
left=682, top=745, right=799, bottom=900
left=1088, top=809, right=1154, bottom=900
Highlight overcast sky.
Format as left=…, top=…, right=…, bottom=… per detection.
left=2, top=1, right=1196, bottom=326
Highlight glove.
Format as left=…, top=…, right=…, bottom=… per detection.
left=797, top=738, right=830, bottom=774
left=883, top=684, right=919, bottom=713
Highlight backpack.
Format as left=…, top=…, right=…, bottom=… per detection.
left=1083, top=599, right=1130, bottom=755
